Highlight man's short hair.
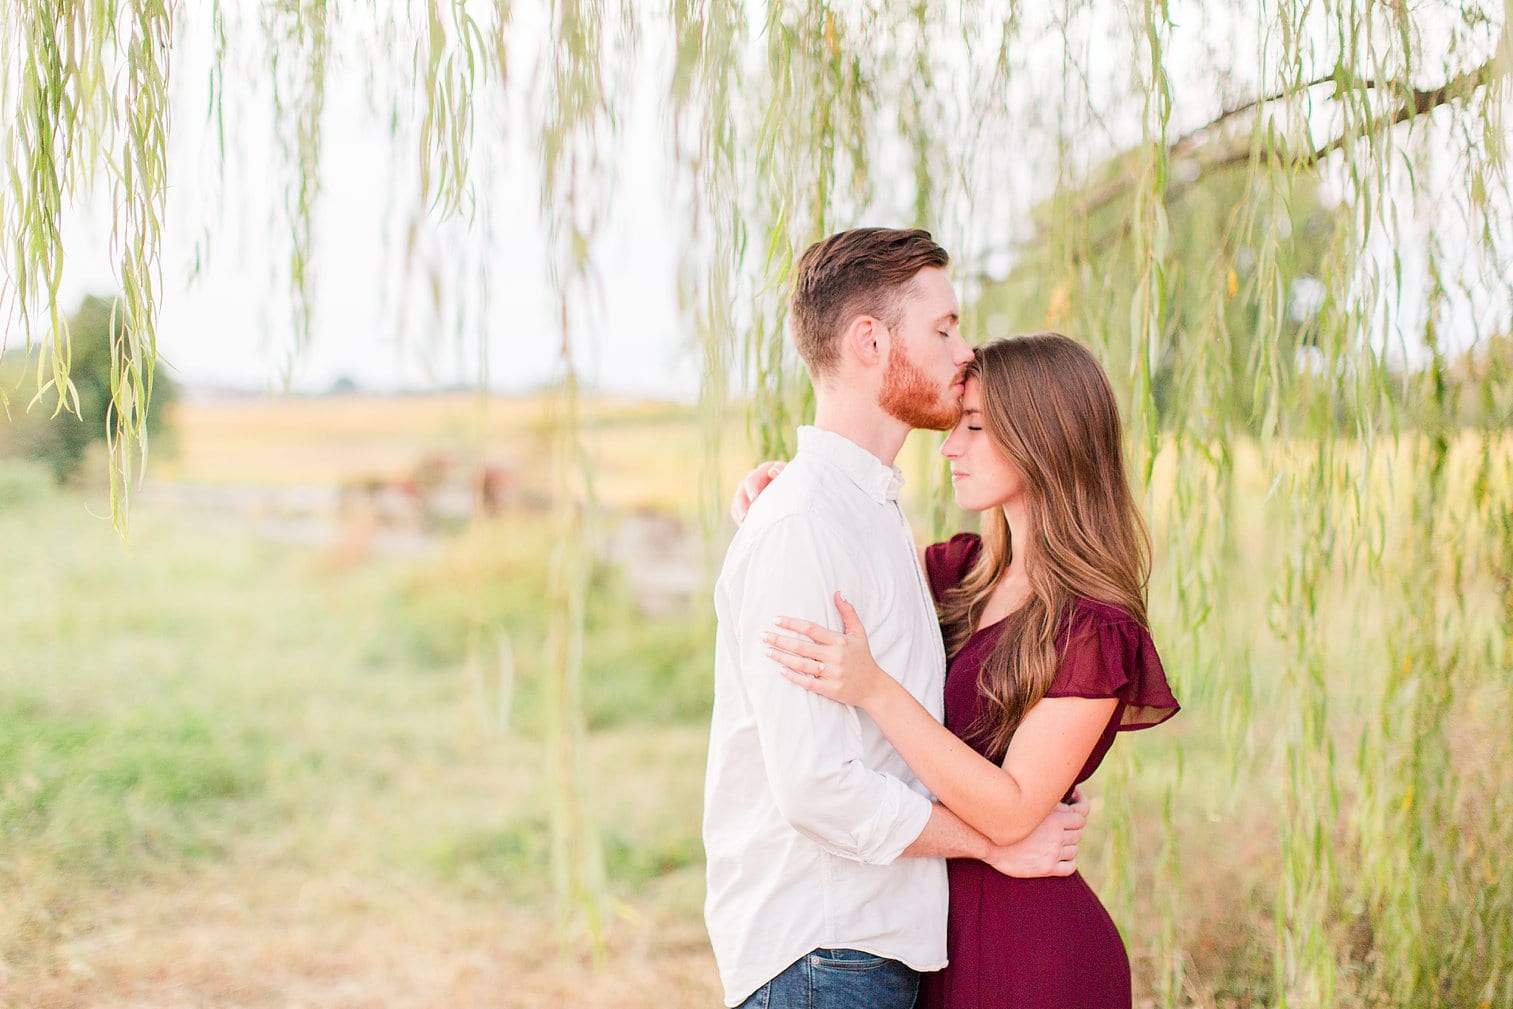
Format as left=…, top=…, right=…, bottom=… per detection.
left=789, top=228, right=950, bottom=377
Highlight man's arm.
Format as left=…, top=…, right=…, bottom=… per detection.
left=904, top=803, right=989, bottom=859
left=906, top=795, right=1089, bottom=878
left=737, top=515, right=934, bottom=865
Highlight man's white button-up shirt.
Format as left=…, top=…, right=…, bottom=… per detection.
left=703, top=425, right=949, bottom=1007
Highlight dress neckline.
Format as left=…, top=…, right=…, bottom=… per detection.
left=966, top=605, right=1025, bottom=644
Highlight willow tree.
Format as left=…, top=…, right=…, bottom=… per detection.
left=4, top=1, right=1512, bottom=1005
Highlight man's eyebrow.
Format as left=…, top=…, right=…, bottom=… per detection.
left=936, top=313, right=959, bottom=327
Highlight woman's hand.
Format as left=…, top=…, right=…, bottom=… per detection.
left=983, top=788, right=1090, bottom=878
left=730, top=460, right=786, bottom=525
left=764, top=593, right=893, bottom=709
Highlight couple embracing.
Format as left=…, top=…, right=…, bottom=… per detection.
left=703, top=228, right=1180, bottom=1009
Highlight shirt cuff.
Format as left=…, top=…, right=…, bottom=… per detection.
left=856, top=780, right=934, bottom=865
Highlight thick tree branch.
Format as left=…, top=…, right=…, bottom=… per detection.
left=1041, top=44, right=1509, bottom=250
left=1300, top=61, right=1495, bottom=168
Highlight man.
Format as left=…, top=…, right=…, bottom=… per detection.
left=704, top=228, right=1088, bottom=1009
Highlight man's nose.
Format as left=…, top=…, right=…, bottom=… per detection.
left=952, top=335, right=974, bottom=367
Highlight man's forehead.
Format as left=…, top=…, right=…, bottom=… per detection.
left=906, top=268, right=960, bottom=317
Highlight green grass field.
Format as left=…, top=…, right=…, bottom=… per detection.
left=0, top=471, right=722, bottom=1007
left=1, top=395, right=1507, bottom=1007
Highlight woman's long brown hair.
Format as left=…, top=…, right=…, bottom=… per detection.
left=936, top=334, right=1152, bottom=758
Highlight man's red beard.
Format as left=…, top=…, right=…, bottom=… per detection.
left=879, top=338, right=962, bottom=431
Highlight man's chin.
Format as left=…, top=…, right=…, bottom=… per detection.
left=884, top=403, right=957, bottom=431
left=879, top=379, right=962, bottom=431
left=919, top=401, right=963, bottom=431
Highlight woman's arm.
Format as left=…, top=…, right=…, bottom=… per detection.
left=765, top=593, right=1116, bottom=847
left=867, top=683, right=1114, bottom=846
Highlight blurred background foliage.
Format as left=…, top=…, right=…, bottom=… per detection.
left=0, top=295, right=177, bottom=485
left=3, top=2, right=1512, bottom=1008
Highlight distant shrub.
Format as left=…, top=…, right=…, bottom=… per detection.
left=0, top=460, right=53, bottom=509
left=0, top=294, right=177, bottom=484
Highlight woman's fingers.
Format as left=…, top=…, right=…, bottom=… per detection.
left=778, top=665, right=835, bottom=695
left=767, top=648, right=824, bottom=677
left=777, top=666, right=809, bottom=687
left=1065, top=787, right=1091, bottom=816
left=833, top=593, right=865, bottom=635
left=772, top=616, right=836, bottom=643
left=761, top=630, right=822, bottom=659
left=730, top=461, right=786, bottom=525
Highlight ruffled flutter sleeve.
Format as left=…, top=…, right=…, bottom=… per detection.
left=922, top=532, right=982, bottom=601
left=1046, top=605, right=1179, bottom=731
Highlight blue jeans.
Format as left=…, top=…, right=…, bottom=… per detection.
left=736, top=948, right=919, bottom=1009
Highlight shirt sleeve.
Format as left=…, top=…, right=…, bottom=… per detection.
left=734, top=515, right=934, bottom=865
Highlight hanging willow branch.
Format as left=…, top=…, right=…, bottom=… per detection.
left=416, top=0, right=486, bottom=218
left=3, top=3, right=1512, bottom=999
left=537, top=0, right=635, bottom=956
left=104, top=0, right=174, bottom=528
left=2, top=2, right=113, bottom=426
left=0, top=0, right=174, bottom=530
left=669, top=0, right=745, bottom=561
left=262, top=0, right=330, bottom=371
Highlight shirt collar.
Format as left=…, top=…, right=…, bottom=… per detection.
left=796, top=425, right=906, bottom=504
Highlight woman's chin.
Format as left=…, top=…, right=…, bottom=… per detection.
left=951, top=488, right=999, bottom=514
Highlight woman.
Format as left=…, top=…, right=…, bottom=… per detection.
left=754, top=333, right=1178, bottom=1009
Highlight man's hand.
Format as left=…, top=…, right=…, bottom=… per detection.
left=981, top=788, right=1090, bottom=878
left=730, top=460, right=786, bottom=526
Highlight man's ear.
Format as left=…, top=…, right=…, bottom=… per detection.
left=843, top=314, right=884, bottom=368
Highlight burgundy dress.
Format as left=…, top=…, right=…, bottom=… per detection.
left=916, top=533, right=1179, bottom=1009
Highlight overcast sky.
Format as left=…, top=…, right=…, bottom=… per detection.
left=54, top=2, right=697, bottom=399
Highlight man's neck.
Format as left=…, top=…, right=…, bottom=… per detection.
left=811, top=396, right=911, bottom=468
